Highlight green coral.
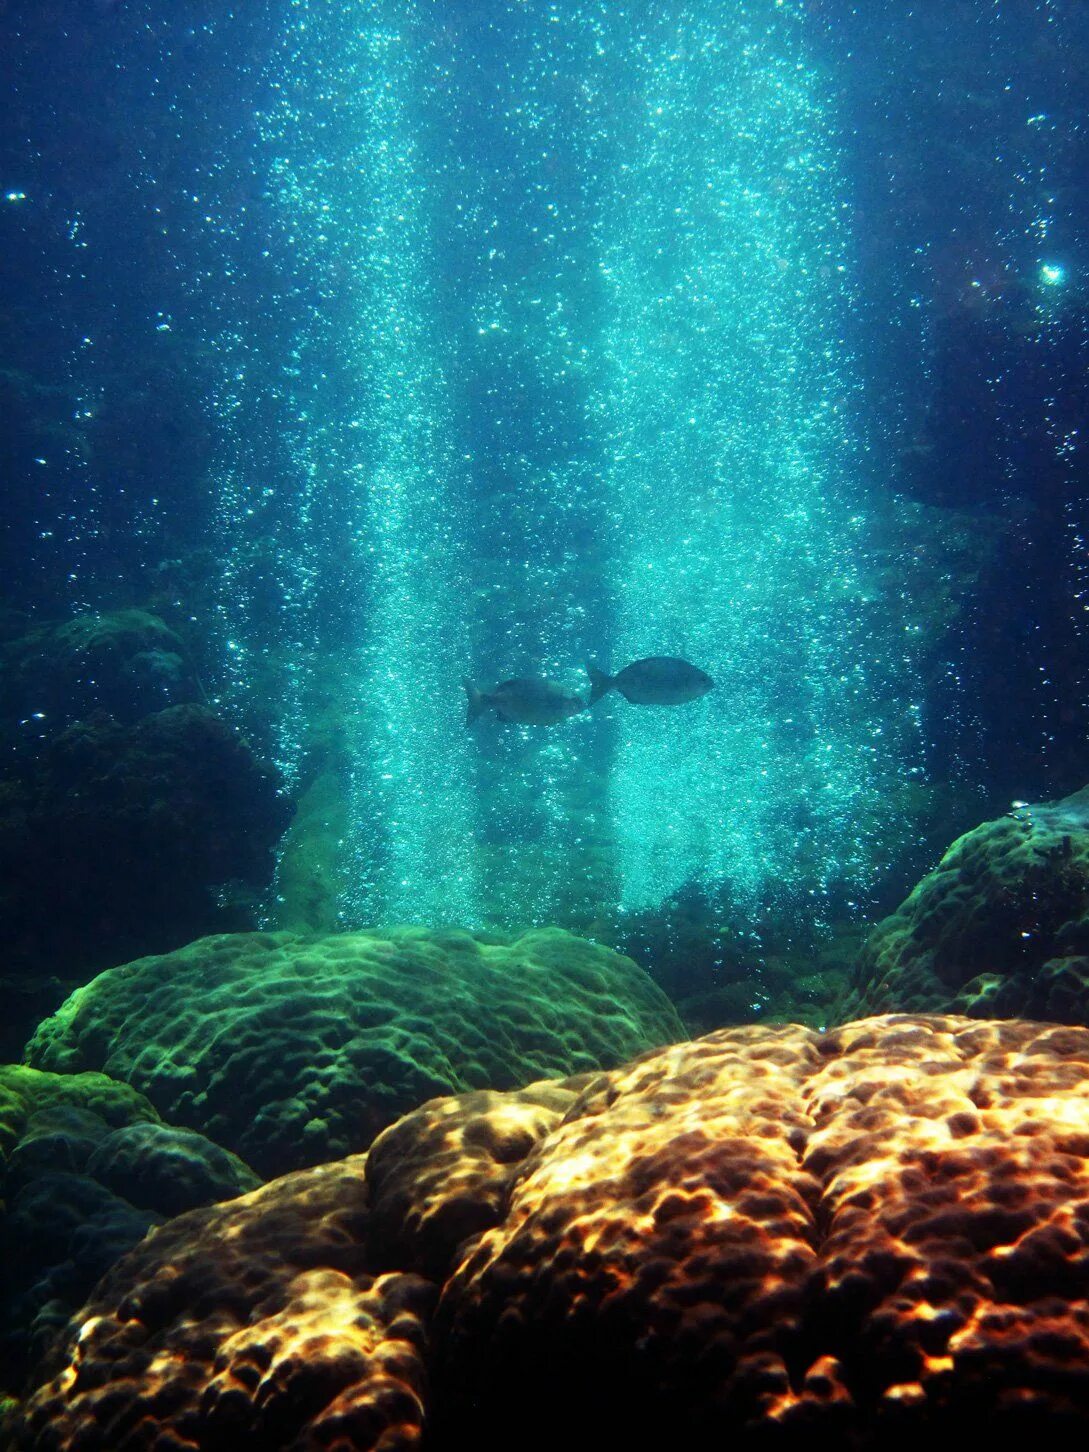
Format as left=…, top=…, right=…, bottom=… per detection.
left=839, top=786, right=1089, bottom=1022
left=25, top=926, right=685, bottom=1177
left=0, top=1065, right=159, bottom=1163
left=0, top=1065, right=259, bottom=1393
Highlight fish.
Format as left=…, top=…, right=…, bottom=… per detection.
left=463, top=677, right=586, bottom=727
left=586, top=656, right=714, bottom=706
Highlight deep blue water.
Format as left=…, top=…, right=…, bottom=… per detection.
left=2, top=0, right=1088, bottom=992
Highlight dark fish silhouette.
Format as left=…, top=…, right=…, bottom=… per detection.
left=587, top=656, right=714, bottom=706
left=463, top=677, right=585, bottom=727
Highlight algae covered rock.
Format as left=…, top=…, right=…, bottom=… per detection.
left=0, top=1065, right=259, bottom=1391
left=25, top=927, right=685, bottom=1177
left=0, top=1065, right=159, bottom=1158
left=0, top=609, right=202, bottom=737
left=0, top=607, right=294, bottom=991
left=840, top=786, right=1089, bottom=1021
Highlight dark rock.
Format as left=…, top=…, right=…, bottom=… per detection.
left=0, top=704, right=293, bottom=982
left=0, top=609, right=203, bottom=746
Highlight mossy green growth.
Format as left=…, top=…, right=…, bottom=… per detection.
left=838, top=786, right=1089, bottom=1022
left=1, top=1064, right=259, bottom=1394
left=26, top=927, right=685, bottom=1177
left=0, top=1395, right=19, bottom=1438
left=0, top=1064, right=159, bottom=1163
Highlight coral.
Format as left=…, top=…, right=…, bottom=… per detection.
left=432, top=1015, right=1089, bottom=1448
left=0, top=1066, right=159, bottom=1157
left=25, top=927, right=685, bottom=1177
left=18, top=1015, right=1089, bottom=1448
left=0, top=1066, right=258, bottom=1391
left=432, top=1022, right=820, bottom=1446
left=365, top=1075, right=592, bottom=1280
left=840, top=786, right=1089, bottom=1022
left=11, top=1159, right=432, bottom=1452
left=83, top=1119, right=260, bottom=1218
left=0, top=704, right=293, bottom=983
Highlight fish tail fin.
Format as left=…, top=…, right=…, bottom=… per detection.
left=463, top=678, right=487, bottom=727
left=586, top=661, right=613, bottom=705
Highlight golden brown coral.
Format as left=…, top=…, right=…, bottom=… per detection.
left=18, top=1015, right=1089, bottom=1450
left=433, top=1015, right=1089, bottom=1449
left=365, top=1075, right=593, bottom=1280
left=12, top=1158, right=433, bottom=1452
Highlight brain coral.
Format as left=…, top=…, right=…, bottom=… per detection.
left=25, top=927, right=683, bottom=1177
left=364, top=1074, right=593, bottom=1280
left=840, top=786, right=1089, bottom=1022
left=11, top=1158, right=433, bottom=1452
left=432, top=1014, right=1089, bottom=1448
left=18, top=1015, right=1089, bottom=1449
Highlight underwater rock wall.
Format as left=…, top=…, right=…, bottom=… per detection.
left=0, top=701, right=291, bottom=985
left=0, top=609, right=293, bottom=1046
left=0, top=609, right=202, bottom=732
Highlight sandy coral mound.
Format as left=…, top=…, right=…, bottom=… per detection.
left=25, top=926, right=683, bottom=1177
left=433, top=1014, right=1089, bottom=1447
left=11, top=1158, right=433, bottom=1452
left=841, top=785, right=1089, bottom=1022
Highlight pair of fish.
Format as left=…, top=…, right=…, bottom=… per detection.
left=463, top=656, right=714, bottom=727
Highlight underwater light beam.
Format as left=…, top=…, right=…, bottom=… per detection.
left=590, top=0, right=922, bottom=923
left=214, top=0, right=480, bottom=927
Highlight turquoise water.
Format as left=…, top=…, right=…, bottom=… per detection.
left=5, top=0, right=1087, bottom=965
left=204, top=1, right=925, bottom=935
